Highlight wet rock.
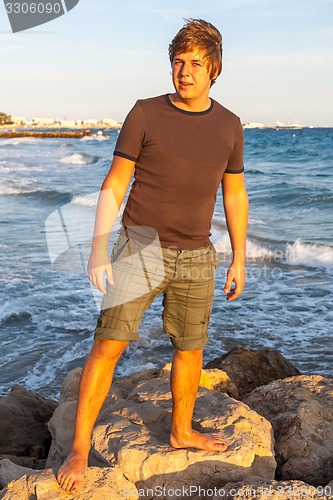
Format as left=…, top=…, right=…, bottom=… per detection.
left=204, top=346, right=300, bottom=399
left=244, top=375, right=333, bottom=485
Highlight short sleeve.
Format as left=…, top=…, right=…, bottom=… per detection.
left=225, top=118, right=244, bottom=174
left=113, top=101, right=145, bottom=162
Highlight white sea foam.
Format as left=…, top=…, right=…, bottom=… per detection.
left=80, top=131, right=109, bottom=142
left=212, top=230, right=276, bottom=260
left=22, top=336, right=92, bottom=396
left=246, top=240, right=276, bottom=260
left=0, top=186, right=38, bottom=195
left=60, top=153, right=98, bottom=165
left=285, top=239, right=333, bottom=269
left=212, top=230, right=333, bottom=270
left=0, top=138, right=44, bottom=146
left=71, top=193, right=98, bottom=207
left=249, top=218, right=265, bottom=225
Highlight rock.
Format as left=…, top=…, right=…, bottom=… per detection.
left=0, top=454, right=45, bottom=469
left=47, top=366, right=276, bottom=495
left=59, top=367, right=82, bottom=404
left=0, top=459, right=35, bottom=489
left=244, top=375, right=333, bottom=486
left=0, top=131, right=91, bottom=139
left=204, top=346, right=300, bottom=399
left=0, top=466, right=138, bottom=499
left=0, top=385, right=57, bottom=459
left=216, top=478, right=333, bottom=499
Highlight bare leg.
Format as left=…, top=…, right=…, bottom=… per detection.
left=169, top=349, right=227, bottom=452
left=57, top=339, right=129, bottom=494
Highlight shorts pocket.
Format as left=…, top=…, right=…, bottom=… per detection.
left=111, top=236, right=130, bottom=263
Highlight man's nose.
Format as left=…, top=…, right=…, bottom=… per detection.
left=180, top=62, right=190, bottom=76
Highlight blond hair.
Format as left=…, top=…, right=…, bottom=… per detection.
left=168, top=19, right=223, bottom=85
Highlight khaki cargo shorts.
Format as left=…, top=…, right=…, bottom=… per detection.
left=94, top=232, right=219, bottom=351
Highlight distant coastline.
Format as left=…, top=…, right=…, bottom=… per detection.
left=0, top=119, right=331, bottom=134
left=0, top=115, right=122, bottom=131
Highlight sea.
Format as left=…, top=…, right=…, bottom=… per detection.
left=1, top=126, right=332, bottom=399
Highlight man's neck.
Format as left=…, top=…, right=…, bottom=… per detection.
left=169, top=93, right=211, bottom=112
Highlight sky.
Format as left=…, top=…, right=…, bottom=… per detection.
left=1, top=0, right=333, bottom=127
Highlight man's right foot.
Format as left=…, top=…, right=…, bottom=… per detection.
left=56, top=450, right=88, bottom=494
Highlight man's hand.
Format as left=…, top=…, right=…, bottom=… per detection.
left=223, top=260, right=246, bottom=301
left=87, top=249, right=113, bottom=294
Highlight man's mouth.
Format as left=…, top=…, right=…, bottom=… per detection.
left=179, top=81, right=192, bottom=88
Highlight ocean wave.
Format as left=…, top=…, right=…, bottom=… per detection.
left=212, top=230, right=333, bottom=271
left=285, top=239, right=333, bottom=269
left=0, top=185, right=72, bottom=203
left=0, top=137, right=45, bottom=146
left=1, top=310, right=32, bottom=326
left=60, top=153, right=100, bottom=165
left=21, top=335, right=92, bottom=397
left=71, top=193, right=98, bottom=207
left=212, top=231, right=276, bottom=260
left=80, top=131, right=110, bottom=142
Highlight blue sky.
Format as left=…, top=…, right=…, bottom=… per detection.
left=1, top=0, right=332, bottom=126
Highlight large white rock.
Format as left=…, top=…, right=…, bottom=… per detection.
left=0, top=466, right=138, bottom=500
left=47, top=366, right=276, bottom=497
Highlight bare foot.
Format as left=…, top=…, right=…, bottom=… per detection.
left=57, top=450, right=88, bottom=494
left=170, top=429, right=227, bottom=452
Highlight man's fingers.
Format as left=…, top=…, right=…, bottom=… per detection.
left=223, top=273, right=234, bottom=294
left=87, top=269, right=107, bottom=294
left=226, top=287, right=238, bottom=301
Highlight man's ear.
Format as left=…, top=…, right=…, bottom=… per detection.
left=210, top=65, right=221, bottom=83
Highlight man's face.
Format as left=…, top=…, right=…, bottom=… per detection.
left=171, top=50, right=212, bottom=103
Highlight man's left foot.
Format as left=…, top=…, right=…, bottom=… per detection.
left=170, top=429, right=227, bottom=452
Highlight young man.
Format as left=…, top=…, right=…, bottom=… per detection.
left=57, top=19, right=248, bottom=494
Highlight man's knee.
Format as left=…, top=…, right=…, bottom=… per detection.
left=91, top=339, right=129, bottom=360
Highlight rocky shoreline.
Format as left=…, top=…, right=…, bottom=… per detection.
left=1, top=346, right=333, bottom=499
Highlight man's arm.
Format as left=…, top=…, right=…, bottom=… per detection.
left=222, top=172, right=249, bottom=301
left=87, top=155, right=135, bottom=293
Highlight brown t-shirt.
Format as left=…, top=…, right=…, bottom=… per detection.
left=114, top=94, right=244, bottom=250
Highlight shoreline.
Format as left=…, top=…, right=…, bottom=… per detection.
left=0, top=125, right=120, bottom=139
left=0, top=123, right=120, bottom=131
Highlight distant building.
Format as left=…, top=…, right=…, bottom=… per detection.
left=82, top=119, right=99, bottom=127
left=11, top=116, right=28, bottom=125
left=7, top=115, right=121, bottom=128
left=102, top=118, right=122, bottom=128
left=58, top=119, right=78, bottom=128
left=32, top=118, right=56, bottom=126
